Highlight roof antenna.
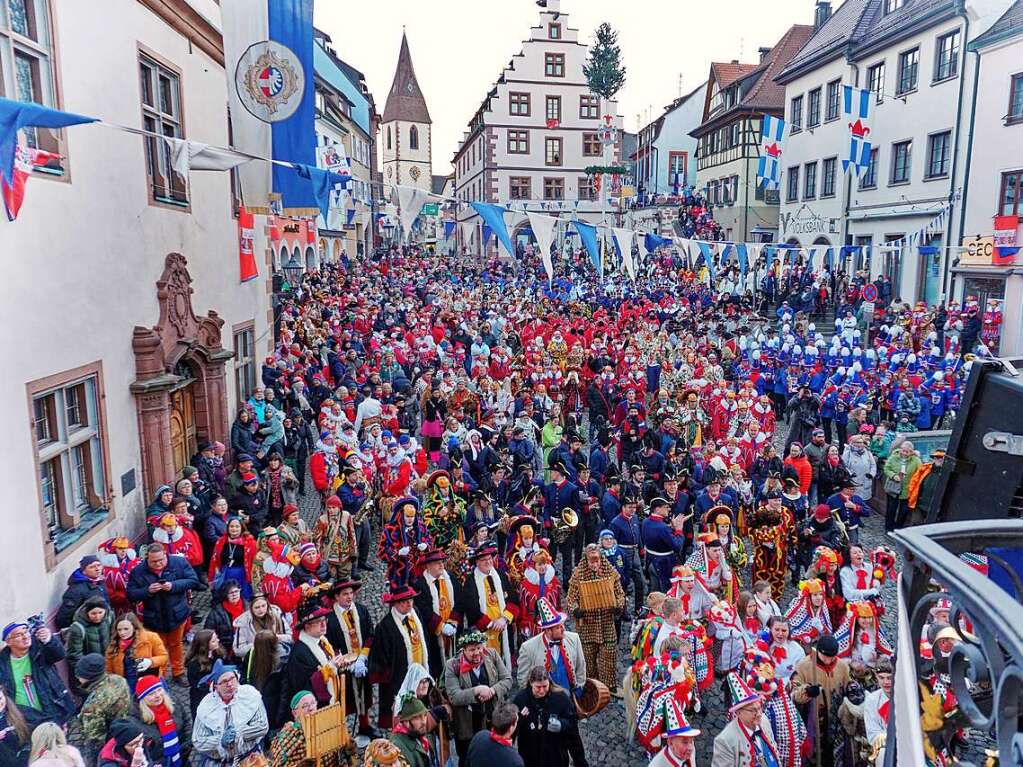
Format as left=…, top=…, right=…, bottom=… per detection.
left=739, top=36, right=744, bottom=60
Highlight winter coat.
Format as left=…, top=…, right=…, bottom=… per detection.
left=104, top=629, right=168, bottom=679
left=231, top=418, right=259, bottom=458
left=228, top=488, right=269, bottom=530
left=126, top=558, right=202, bottom=634
left=511, top=686, right=577, bottom=767
left=203, top=604, right=241, bottom=657
left=841, top=446, right=877, bottom=498
left=232, top=606, right=291, bottom=659
left=0, top=637, right=75, bottom=726
left=77, top=675, right=131, bottom=744
left=64, top=603, right=114, bottom=674
left=55, top=570, right=109, bottom=630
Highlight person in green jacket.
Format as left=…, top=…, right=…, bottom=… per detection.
left=541, top=410, right=564, bottom=482
left=72, top=654, right=131, bottom=765
left=883, top=440, right=922, bottom=533
left=65, top=597, right=113, bottom=696
left=388, top=697, right=432, bottom=767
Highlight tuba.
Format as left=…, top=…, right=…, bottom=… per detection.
left=550, top=508, right=579, bottom=544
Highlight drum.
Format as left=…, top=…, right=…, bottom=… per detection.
left=575, top=678, right=611, bottom=718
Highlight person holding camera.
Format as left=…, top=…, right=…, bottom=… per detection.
left=0, top=619, right=75, bottom=728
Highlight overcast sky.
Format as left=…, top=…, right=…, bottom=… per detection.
left=315, top=0, right=816, bottom=174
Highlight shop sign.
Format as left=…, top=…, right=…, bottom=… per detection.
left=779, top=206, right=839, bottom=237
left=283, top=222, right=301, bottom=234
left=960, top=236, right=999, bottom=265
left=422, top=203, right=439, bottom=216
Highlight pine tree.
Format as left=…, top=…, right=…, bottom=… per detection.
left=583, top=22, right=626, bottom=101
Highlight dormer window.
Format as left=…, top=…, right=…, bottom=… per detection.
left=549, top=23, right=561, bottom=39
left=884, top=0, right=903, bottom=14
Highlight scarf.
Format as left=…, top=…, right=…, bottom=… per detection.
left=149, top=702, right=180, bottom=767
left=268, top=469, right=283, bottom=508
left=222, top=599, right=245, bottom=623
left=458, top=652, right=484, bottom=675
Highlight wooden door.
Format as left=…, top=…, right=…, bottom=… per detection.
left=170, top=385, right=197, bottom=475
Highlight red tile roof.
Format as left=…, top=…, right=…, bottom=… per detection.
left=710, top=61, right=760, bottom=89
left=744, top=24, right=815, bottom=110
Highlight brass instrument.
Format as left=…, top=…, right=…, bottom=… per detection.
left=352, top=497, right=375, bottom=527
left=550, top=508, right=579, bottom=544
left=496, top=506, right=514, bottom=534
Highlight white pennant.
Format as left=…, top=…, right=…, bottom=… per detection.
left=612, top=227, right=635, bottom=281
left=527, top=211, right=558, bottom=287
left=397, top=186, right=429, bottom=242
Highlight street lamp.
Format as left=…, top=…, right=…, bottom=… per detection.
left=282, top=252, right=304, bottom=289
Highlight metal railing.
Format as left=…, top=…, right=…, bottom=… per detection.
left=889, top=520, right=1023, bottom=767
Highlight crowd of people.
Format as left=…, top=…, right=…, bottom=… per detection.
left=1, top=236, right=991, bottom=767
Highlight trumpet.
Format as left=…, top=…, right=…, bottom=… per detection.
left=550, top=508, right=579, bottom=544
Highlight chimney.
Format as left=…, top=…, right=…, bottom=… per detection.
left=814, top=1, right=832, bottom=29
left=731, top=59, right=739, bottom=65
left=758, top=46, right=772, bottom=62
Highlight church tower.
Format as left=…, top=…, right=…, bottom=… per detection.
left=381, top=32, right=432, bottom=193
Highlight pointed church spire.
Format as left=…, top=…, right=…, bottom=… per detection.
left=382, top=32, right=431, bottom=124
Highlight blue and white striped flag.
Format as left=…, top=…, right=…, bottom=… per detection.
left=841, top=85, right=873, bottom=176
left=757, top=115, right=786, bottom=190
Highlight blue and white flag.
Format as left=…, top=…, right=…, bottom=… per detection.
left=222, top=0, right=316, bottom=213
left=757, top=115, right=786, bottom=190
left=841, top=85, right=873, bottom=176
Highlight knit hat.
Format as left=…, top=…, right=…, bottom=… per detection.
left=1, top=622, right=27, bottom=641
left=290, top=690, right=315, bottom=710
left=726, top=671, right=761, bottom=713
left=662, top=696, right=701, bottom=738
left=75, top=653, right=106, bottom=683
left=325, top=496, right=342, bottom=508
left=536, top=597, right=566, bottom=630
left=298, top=542, right=317, bottom=558
left=242, top=472, right=258, bottom=484
left=79, top=554, right=100, bottom=569
left=135, top=675, right=165, bottom=701
left=283, top=503, right=300, bottom=517
left=813, top=504, right=832, bottom=521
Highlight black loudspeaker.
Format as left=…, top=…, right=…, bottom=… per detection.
left=929, top=357, right=1023, bottom=523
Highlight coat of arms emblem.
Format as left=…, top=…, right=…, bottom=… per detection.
left=235, top=41, right=304, bottom=123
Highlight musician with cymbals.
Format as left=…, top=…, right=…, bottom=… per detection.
left=566, top=544, right=625, bottom=696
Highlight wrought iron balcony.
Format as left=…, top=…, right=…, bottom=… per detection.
left=889, top=520, right=1023, bottom=767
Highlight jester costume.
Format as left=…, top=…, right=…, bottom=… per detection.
left=835, top=601, right=894, bottom=667
left=313, top=497, right=357, bottom=581
left=378, top=497, right=433, bottom=589
left=516, top=551, right=562, bottom=640
left=684, top=531, right=738, bottom=605
left=746, top=659, right=808, bottom=767
left=785, top=579, right=834, bottom=647
left=630, top=651, right=696, bottom=754
left=566, top=554, right=626, bottom=691
left=747, top=503, right=796, bottom=598
left=421, top=470, right=466, bottom=552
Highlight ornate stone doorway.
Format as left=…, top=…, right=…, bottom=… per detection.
left=131, top=254, right=234, bottom=498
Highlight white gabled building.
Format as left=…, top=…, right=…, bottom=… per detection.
left=0, top=0, right=273, bottom=617
left=775, top=0, right=1013, bottom=305
left=451, top=0, right=623, bottom=252
left=632, top=83, right=707, bottom=203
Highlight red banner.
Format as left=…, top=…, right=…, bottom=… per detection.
left=238, top=207, right=258, bottom=283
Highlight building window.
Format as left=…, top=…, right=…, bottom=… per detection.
left=1008, top=74, right=1023, bottom=124
left=139, top=52, right=187, bottom=206
left=826, top=79, right=841, bottom=121
left=786, top=165, right=799, bottom=202
left=807, top=88, right=821, bottom=128
left=999, top=171, right=1022, bottom=216
left=580, top=94, right=600, bottom=119
left=860, top=148, right=879, bottom=189
left=804, top=161, right=817, bottom=199
left=668, top=151, right=687, bottom=187
left=507, top=129, right=529, bottom=154
left=29, top=366, right=109, bottom=557
left=233, top=324, right=256, bottom=404
left=890, top=140, right=912, bottom=184
left=790, top=95, right=803, bottom=133
left=509, top=92, right=530, bottom=116
left=409, top=125, right=419, bottom=150
left=545, top=136, right=562, bottom=166
left=544, top=52, right=565, bottom=77
left=582, top=132, right=601, bottom=157
left=821, top=157, right=837, bottom=197
left=548, top=23, right=561, bottom=39
left=884, top=0, right=903, bottom=13
left=726, top=122, right=739, bottom=148
left=543, top=177, right=564, bottom=200
left=721, top=177, right=732, bottom=205
left=867, top=62, right=885, bottom=103
left=897, top=48, right=919, bottom=94
left=934, top=30, right=960, bottom=82
left=578, top=176, right=596, bottom=201
left=925, top=131, right=951, bottom=178
left=509, top=176, right=531, bottom=200
left=0, top=0, right=64, bottom=174
left=545, top=95, right=561, bottom=124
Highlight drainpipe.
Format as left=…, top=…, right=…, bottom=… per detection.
left=948, top=0, right=974, bottom=300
